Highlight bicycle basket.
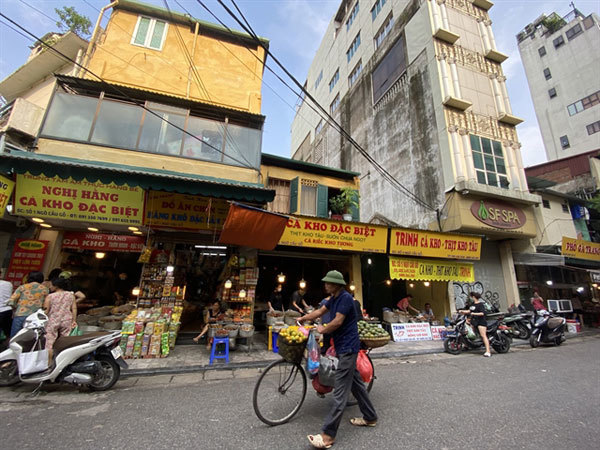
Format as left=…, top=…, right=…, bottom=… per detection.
left=277, top=335, right=306, bottom=364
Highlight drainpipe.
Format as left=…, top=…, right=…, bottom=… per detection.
left=187, top=22, right=200, bottom=98
left=79, top=1, right=119, bottom=77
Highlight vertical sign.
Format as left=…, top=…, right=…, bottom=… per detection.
left=5, top=239, right=49, bottom=288
left=0, top=174, right=15, bottom=213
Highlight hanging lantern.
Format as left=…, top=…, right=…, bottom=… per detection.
left=224, top=279, right=233, bottom=289
left=299, top=279, right=307, bottom=289
left=277, top=273, right=286, bottom=284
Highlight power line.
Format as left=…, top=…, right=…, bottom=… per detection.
left=0, top=12, right=256, bottom=171
left=210, top=0, right=436, bottom=211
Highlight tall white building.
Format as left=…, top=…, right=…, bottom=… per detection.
left=517, top=9, right=600, bottom=161
left=290, top=0, right=541, bottom=310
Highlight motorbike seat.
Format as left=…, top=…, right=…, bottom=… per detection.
left=53, top=332, right=110, bottom=355
left=486, top=320, right=498, bottom=330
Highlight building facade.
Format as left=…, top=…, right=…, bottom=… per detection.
left=290, top=0, right=540, bottom=310
left=517, top=9, right=600, bottom=161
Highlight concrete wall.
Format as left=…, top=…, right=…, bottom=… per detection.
left=532, top=193, right=578, bottom=246
left=518, top=14, right=600, bottom=160
left=87, top=9, right=265, bottom=114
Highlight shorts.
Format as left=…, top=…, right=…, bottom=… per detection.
left=471, top=318, right=487, bottom=329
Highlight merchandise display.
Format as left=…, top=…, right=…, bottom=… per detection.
left=220, top=253, right=258, bottom=324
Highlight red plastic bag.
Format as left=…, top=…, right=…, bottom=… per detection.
left=356, top=350, right=373, bottom=384
left=312, top=375, right=333, bottom=394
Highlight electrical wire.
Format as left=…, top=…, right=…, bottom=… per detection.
left=0, top=12, right=256, bottom=171
left=209, top=0, right=436, bottom=211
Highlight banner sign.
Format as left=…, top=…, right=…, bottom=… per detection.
left=62, top=232, right=145, bottom=252
left=278, top=216, right=388, bottom=253
left=561, top=237, right=600, bottom=261
left=14, top=173, right=144, bottom=226
left=591, top=272, right=600, bottom=283
left=430, top=326, right=447, bottom=341
left=0, top=174, right=15, bottom=213
left=391, top=323, right=432, bottom=342
left=5, top=239, right=49, bottom=288
left=390, top=229, right=481, bottom=260
left=389, top=256, right=474, bottom=282
left=144, top=191, right=229, bottom=230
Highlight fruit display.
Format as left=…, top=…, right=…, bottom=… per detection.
left=277, top=326, right=308, bottom=363
left=358, top=321, right=390, bottom=348
left=279, top=327, right=308, bottom=345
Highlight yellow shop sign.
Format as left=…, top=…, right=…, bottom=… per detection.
left=389, top=256, right=474, bottom=282
left=390, top=229, right=481, bottom=260
left=15, top=173, right=144, bottom=226
left=0, top=174, right=15, bottom=212
left=144, top=191, right=229, bottom=230
left=278, top=216, right=388, bottom=253
left=561, top=237, right=600, bottom=261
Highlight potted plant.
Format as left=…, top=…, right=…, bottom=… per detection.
left=329, top=187, right=359, bottom=221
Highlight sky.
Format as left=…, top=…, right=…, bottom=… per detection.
left=1, top=0, right=599, bottom=168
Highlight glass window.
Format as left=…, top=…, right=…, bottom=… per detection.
left=543, top=68, right=552, bottom=80
left=561, top=202, right=570, bottom=213
left=372, top=35, right=406, bottom=103
left=481, top=138, right=492, bottom=155
left=492, top=140, right=503, bottom=156
left=371, top=0, right=387, bottom=21
left=346, top=2, right=359, bottom=31
left=329, top=69, right=339, bottom=92
left=470, top=134, right=481, bottom=152
left=538, top=46, right=546, bottom=57
left=587, top=120, right=600, bottom=135
left=301, top=184, right=317, bottom=216
left=41, top=93, right=98, bottom=141
left=476, top=171, right=487, bottom=184
left=548, top=88, right=557, bottom=98
left=347, top=32, right=361, bottom=63
left=138, top=105, right=186, bottom=155
left=314, top=70, right=323, bottom=90
left=182, top=116, right=224, bottom=162
left=315, top=119, right=324, bottom=135
left=542, top=199, right=550, bottom=209
left=473, top=152, right=484, bottom=170
left=374, top=13, right=394, bottom=49
left=470, top=135, right=508, bottom=188
left=91, top=100, right=143, bottom=149
left=132, top=16, right=167, bottom=50
left=223, top=122, right=261, bottom=169
left=495, top=158, right=506, bottom=174
left=566, top=23, right=582, bottom=40
left=330, top=94, right=340, bottom=114
left=553, top=35, right=564, bottom=48
left=349, top=60, right=363, bottom=87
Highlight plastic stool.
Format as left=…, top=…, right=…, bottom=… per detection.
left=209, top=337, right=230, bottom=364
left=272, top=332, right=279, bottom=353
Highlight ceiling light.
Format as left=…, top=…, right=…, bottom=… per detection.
left=166, top=265, right=174, bottom=273
left=95, top=252, right=105, bottom=259
left=32, top=218, right=44, bottom=223
left=40, top=223, right=52, bottom=228
left=385, top=280, right=391, bottom=286
left=131, top=287, right=140, bottom=296
left=299, top=279, right=307, bottom=289
left=277, top=273, right=286, bottom=284
left=424, top=282, right=430, bottom=287
left=128, top=226, right=139, bottom=231
left=576, top=287, right=584, bottom=293
left=133, top=231, right=143, bottom=235
left=87, top=227, right=99, bottom=232
left=546, top=280, right=553, bottom=286
left=367, top=258, right=372, bottom=265
left=224, top=279, right=232, bottom=289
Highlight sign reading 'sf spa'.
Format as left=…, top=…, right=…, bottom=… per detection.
left=470, top=200, right=526, bottom=230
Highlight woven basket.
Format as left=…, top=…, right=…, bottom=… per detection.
left=277, top=335, right=306, bottom=364
left=360, top=336, right=390, bottom=349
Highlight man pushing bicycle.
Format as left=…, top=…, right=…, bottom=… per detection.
left=298, top=270, right=378, bottom=449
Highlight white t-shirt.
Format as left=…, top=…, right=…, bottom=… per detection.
left=0, top=280, right=13, bottom=313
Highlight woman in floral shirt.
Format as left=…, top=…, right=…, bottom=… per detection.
left=8, top=271, right=48, bottom=337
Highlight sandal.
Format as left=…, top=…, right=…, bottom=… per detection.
left=350, top=417, right=377, bottom=427
left=307, top=434, right=334, bottom=448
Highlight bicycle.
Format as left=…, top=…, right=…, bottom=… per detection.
left=252, top=331, right=376, bottom=426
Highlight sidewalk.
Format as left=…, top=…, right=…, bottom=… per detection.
left=121, top=329, right=599, bottom=377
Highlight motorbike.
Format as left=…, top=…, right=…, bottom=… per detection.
left=0, top=310, right=127, bottom=390
left=529, top=309, right=566, bottom=348
left=444, top=312, right=511, bottom=355
left=501, top=304, right=533, bottom=340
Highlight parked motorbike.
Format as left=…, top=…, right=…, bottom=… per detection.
left=0, top=310, right=127, bottom=390
left=501, top=304, right=533, bottom=340
left=530, top=309, right=566, bottom=348
left=444, top=312, right=511, bottom=355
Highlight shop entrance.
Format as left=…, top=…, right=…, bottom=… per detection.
left=256, top=250, right=352, bottom=312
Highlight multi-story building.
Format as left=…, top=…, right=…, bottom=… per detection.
left=291, top=0, right=541, bottom=310
left=517, top=8, right=600, bottom=161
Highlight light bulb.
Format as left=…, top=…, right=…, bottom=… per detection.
left=576, top=287, right=584, bottom=293
left=40, top=223, right=52, bottom=228
left=132, top=287, right=140, bottom=296
left=367, top=258, right=372, bottom=265
left=95, top=252, right=105, bottom=259
left=385, top=280, right=391, bottom=286
left=546, top=280, right=553, bottom=286
left=277, top=273, right=286, bottom=283
left=349, top=283, right=356, bottom=292
left=224, top=279, right=232, bottom=289
left=32, top=218, right=44, bottom=223
left=409, top=283, right=415, bottom=288
left=128, top=226, right=139, bottom=231
left=239, top=289, right=246, bottom=298
left=166, top=265, right=174, bottom=273
left=88, top=227, right=99, bottom=232
left=133, top=231, right=142, bottom=235
left=424, top=282, right=430, bottom=287
left=299, top=279, right=306, bottom=289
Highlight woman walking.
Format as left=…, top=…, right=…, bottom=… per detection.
left=44, top=277, right=77, bottom=365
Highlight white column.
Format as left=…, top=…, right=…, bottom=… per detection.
left=449, top=125, right=466, bottom=181
left=503, top=141, right=521, bottom=191
left=498, top=76, right=512, bottom=115
left=499, top=241, right=521, bottom=309
left=438, top=56, right=452, bottom=98
left=448, top=58, right=462, bottom=98
left=430, top=0, right=442, bottom=31
left=486, top=21, right=498, bottom=51
left=459, top=128, right=476, bottom=181
left=514, top=143, right=528, bottom=191
left=490, top=75, right=506, bottom=115
left=478, top=19, right=491, bottom=53
left=439, top=0, right=450, bottom=30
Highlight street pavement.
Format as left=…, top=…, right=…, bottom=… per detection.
left=0, top=334, right=598, bottom=449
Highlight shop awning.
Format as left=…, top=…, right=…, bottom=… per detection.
left=219, top=202, right=288, bottom=250
left=0, top=149, right=274, bottom=203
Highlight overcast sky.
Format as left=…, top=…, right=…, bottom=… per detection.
left=1, top=0, right=599, bottom=168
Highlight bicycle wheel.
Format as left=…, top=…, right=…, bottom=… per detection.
left=347, top=353, right=375, bottom=406
left=253, top=359, right=307, bottom=426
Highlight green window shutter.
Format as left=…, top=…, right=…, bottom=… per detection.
left=289, top=177, right=299, bottom=214
left=350, top=189, right=360, bottom=221
left=317, top=184, right=329, bottom=218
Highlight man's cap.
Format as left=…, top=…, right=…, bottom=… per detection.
left=321, top=270, right=346, bottom=285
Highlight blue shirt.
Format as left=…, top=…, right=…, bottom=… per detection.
left=324, top=289, right=360, bottom=354
left=320, top=298, right=332, bottom=324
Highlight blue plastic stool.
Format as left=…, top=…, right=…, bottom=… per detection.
left=272, top=332, right=279, bottom=353
left=210, top=337, right=230, bottom=364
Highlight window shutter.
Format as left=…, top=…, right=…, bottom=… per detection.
left=350, top=189, right=360, bottom=221
left=289, top=177, right=299, bottom=214
left=317, top=184, right=329, bottom=218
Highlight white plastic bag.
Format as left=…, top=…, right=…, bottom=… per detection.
left=18, top=349, right=49, bottom=375
left=318, top=355, right=339, bottom=387
left=305, top=332, right=320, bottom=377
